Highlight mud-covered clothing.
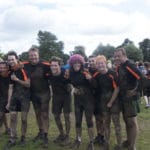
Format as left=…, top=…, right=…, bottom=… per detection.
left=24, top=61, right=50, bottom=94
left=24, top=61, right=50, bottom=112
left=70, top=70, right=94, bottom=128
left=118, top=60, right=143, bottom=117
left=9, top=66, right=30, bottom=112
left=46, top=69, right=71, bottom=114
left=0, top=73, right=10, bottom=112
left=89, top=68, right=101, bottom=115
left=143, top=70, right=150, bottom=97
left=92, top=69, right=120, bottom=113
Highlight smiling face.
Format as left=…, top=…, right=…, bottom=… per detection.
left=0, top=63, right=8, bottom=74
left=96, top=59, right=107, bottom=73
left=7, top=55, right=18, bottom=67
left=28, top=50, right=39, bottom=65
left=50, top=61, right=61, bottom=75
left=88, top=56, right=96, bottom=69
left=73, top=62, right=82, bottom=72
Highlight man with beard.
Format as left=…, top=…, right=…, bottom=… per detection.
left=23, top=47, right=50, bottom=148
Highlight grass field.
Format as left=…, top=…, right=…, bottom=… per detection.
left=0, top=99, right=150, bottom=150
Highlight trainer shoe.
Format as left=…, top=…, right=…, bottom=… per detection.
left=60, top=135, right=70, bottom=146
left=122, top=140, right=129, bottom=148
left=43, top=136, right=48, bottom=148
left=53, top=134, right=65, bottom=144
left=70, top=139, right=81, bottom=149
left=33, top=132, right=43, bottom=142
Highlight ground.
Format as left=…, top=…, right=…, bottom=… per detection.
left=0, top=100, right=150, bottom=150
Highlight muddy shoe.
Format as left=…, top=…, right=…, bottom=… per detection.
left=4, top=138, right=16, bottom=150
left=122, top=140, right=129, bottom=148
left=53, top=134, right=65, bottom=144
left=33, top=132, right=43, bottom=142
left=60, top=135, right=70, bottom=146
left=87, top=141, right=94, bottom=150
left=43, top=136, right=48, bottom=149
left=93, top=135, right=101, bottom=144
left=70, top=139, right=81, bottom=149
left=19, top=136, right=26, bottom=146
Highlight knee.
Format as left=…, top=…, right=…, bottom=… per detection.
left=86, top=117, right=93, bottom=128
left=11, top=114, right=17, bottom=123
left=42, top=112, right=49, bottom=120
left=126, top=119, right=137, bottom=128
left=22, top=119, right=27, bottom=125
left=54, top=114, right=60, bottom=122
left=64, top=113, right=70, bottom=121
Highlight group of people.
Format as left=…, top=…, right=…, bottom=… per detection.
left=0, top=47, right=149, bottom=150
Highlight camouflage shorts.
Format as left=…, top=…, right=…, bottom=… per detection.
left=121, top=95, right=140, bottom=118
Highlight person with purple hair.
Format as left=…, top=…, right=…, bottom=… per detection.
left=69, top=54, right=95, bottom=150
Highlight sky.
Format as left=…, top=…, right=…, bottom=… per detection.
left=0, top=0, right=150, bottom=56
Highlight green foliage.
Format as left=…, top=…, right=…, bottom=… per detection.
left=0, top=50, right=5, bottom=60
left=70, top=45, right=87, bottom=61
left=19, top=51, right=28, bottom=61
left=93, top=43, right=115, bottom=59
left=139, top=38, right=150, bottom=62
left=37, top=30, right=65, bottom=61
left=124, top=44, right=143, bottom=62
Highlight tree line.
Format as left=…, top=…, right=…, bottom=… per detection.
left=1, top=30, right=150, bottom=63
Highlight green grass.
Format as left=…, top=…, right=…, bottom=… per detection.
left=0, top=100, right=150, bottom=150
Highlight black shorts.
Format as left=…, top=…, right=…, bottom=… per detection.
left=74, top=92, right=95, bottom=115
left=31, top=91, right=50, bottom=113
left=93, top=98, right=101, bottom=115
left=9, top=96, right=30, bottom=112
left=52, top=94, right=71, bottom=114
left=143, top=87, right=150, bottom=97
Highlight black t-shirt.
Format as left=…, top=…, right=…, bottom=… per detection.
left=118, top=60, right=143, bottom=92
left=24, top=61, right=50, bottom=93
left=47, top=69, right=69, bottom=95
left=0, top=73, right=10, bottom=99
left=9, top=67, right=29, bottom=95
left=69, top=70, right=91, bottom=89
left=93, top=69, right=118, bottom=96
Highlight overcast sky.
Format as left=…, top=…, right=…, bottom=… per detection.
left=0, top=0, right=150, bottom=56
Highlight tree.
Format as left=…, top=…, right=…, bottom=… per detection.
left=124, top=44, right=143, bottom=61
left=119, top=38, right=133, bottom=47
left=0, top=50, right=5, bottom=60
left=19, top=51, right=28, bottom=61
left=139, top=39, right=150, bottom=61
left=93, top=43, right=115, bottom=59
left=70, top=45, right=87, bottom=61
left=37, top=30, right=65, bottom=60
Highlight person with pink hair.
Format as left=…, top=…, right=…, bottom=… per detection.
left=69, top=54, right=95, bottom=150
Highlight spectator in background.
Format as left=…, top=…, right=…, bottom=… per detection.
left=143, top=62, right=150, bottom=108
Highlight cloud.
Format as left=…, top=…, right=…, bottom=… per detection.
left=0, top=0, right=150, bottom=56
